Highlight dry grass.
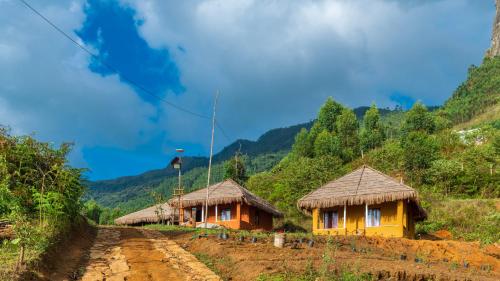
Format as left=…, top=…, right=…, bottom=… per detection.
left=453, top=104, right=500, bottom=130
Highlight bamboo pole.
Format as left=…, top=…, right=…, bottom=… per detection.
left=205, top=91, right=219, bottom=229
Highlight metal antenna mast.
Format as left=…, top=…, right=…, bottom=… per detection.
left=205, top=91, right=219, bottom=229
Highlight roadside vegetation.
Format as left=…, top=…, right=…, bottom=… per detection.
left=0, top=128, right=85, bottom=279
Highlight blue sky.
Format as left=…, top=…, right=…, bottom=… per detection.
left=0, top=0, right=495, bottom=180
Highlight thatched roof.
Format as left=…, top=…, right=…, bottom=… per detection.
left=114, top=203, right=175, bottom=225
left=169, top=179, right=283, bottom=217
left=298, top=165, right=426, bottom=220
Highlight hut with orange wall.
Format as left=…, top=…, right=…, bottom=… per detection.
left=169, top=179, right=283, bottom=231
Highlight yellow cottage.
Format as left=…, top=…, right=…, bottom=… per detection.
left=297, top=165, right=426, bottom=238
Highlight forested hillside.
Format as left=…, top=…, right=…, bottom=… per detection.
left=86, top=107, right=403, bottom=223
left=247, top=56, right=500, bottom=243
left=84, top=120, right=316, bottom=223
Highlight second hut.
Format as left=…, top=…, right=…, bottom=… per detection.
left=169, top=179, right=283, bottom=230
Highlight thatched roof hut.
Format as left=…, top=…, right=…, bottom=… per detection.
left=169, top=179, right=283, bottom=217
left=114, top=203, right=175, bottom=225
left=298, top=165, right=426, bottom=220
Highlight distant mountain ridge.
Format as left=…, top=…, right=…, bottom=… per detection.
left=87, top=120, right=315, bottom=193
left=87, top=105, right=406, bottom=195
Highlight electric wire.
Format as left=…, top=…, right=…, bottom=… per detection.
left=18, top=0, right=236, bottom=143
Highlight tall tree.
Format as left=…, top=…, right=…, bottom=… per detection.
left=223, top=153, right=247, bottom=185
left=402, top=102, right=436, bottom=134
left=314, top=130, right=341, bottom=158
left=317, top=97, right=344, bottom=133
left=336, top=108, right=359, bottom=161
left=402, top=131, right=438, bottom=185
left=360, top=104, right=385, bottom=151
left=291, top=128, right=312, bottom=158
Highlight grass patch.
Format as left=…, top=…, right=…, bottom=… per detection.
left=194, top=253, right=232, bottom=281
left=417, top=198, right=500, bottom=245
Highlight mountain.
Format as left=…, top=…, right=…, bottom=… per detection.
left=86, top=106, right=402, bottom=212
left=86, top=121, right=314, bottom=198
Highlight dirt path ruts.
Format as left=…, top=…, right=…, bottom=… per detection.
left=79, top=227, right=221, bottom=281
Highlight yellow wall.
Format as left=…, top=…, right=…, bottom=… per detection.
left=312, top=200, right=415, bottom=238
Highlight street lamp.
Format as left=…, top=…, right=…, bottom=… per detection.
left=171, top=148, right=184, bottom=225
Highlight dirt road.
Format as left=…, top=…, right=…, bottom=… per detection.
left=78, top=227, right=221, bottom=281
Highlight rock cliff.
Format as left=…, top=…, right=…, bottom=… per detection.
left=486, top=0, right=500, bottom=57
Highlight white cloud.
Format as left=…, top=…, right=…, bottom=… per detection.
left=0, top=0, right=494, bottom=178
left=0, top=0, right=158, bottom=167
left=125, top=0, right=493, bottom=144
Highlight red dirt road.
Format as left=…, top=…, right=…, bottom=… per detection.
left=78, top=227, right=221, bottom=281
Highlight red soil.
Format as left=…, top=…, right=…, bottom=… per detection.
left=165, top=231, right=500, bottom=281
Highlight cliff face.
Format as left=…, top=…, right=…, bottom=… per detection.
left=486, top=0, right=500, bottom=57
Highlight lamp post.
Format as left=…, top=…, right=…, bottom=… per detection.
left=171, top=148, right=184, bottom=224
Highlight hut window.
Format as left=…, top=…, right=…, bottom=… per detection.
left=367, top=208, right=381, bottom=227
left=221, top=208, right=231, bottom=221
left=254, top=210, right=260, bottom=225
left=323, top=211, right=338, bottom=229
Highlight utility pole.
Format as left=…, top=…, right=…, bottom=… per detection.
left=205, top=91, right=219, bottom=229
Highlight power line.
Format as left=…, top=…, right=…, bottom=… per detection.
left=215, top=120, right=232, bottom=142
left=18, top=0, right=238, bottom=146
left=17, top=0, right=210, bottom=120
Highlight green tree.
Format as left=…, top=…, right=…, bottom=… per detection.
left=360, top=104, right=385, bottom=151
left=224, top=153, right=248, bottom=185
left=291, top=128, right=312, bottom=157
left=402, top=131, right=438, bottom=184
left=313, top=130, right=341, bottom=158
left=336, top=108, right=359, bottom=161
left=402, top=102, right=436, bottom=134
left=427, top=159, right=462, bottom=195
left=83, top=200, right=102, bottom=223
left=317, top=97, right=344, bottom=133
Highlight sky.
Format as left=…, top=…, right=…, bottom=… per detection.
left=0, top=0, right=495, bottom=180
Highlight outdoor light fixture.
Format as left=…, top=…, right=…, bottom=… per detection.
left=170, top=157, right=182, bottom=169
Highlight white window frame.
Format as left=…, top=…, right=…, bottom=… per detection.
left=220, top=208, right=231, bottom=221
left=322, top=210, right=339, bottom=229
left=366, top=208, right=381, bottom=227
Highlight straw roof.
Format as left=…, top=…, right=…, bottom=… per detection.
left=169, top=179, right=283, bottom=217
left=114, top=203, right=175, bottom=225
left=298, top=165, right=426, bottom=220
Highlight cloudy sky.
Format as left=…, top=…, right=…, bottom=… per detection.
left=0, top=0, right=495, bottom=180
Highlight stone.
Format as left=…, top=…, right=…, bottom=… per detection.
left=486, top=0, right=500, bottom=57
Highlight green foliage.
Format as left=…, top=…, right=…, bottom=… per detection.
left=314, top=130, right=341, bottom=158
left=83, top=200, right=102, bottom=223
left=0, top=128, right=84, bottom=222
left=0, top=128, right=85, bottom=277
left=317, top=97, right=344, bottom=133
left=360, top=104, right=385, bottom=151
left=401, top=131, right=439, bottom=184
left=336, top=108, right=359, bottom=161
left=248, top=155, right=345, bottom=221
left=441, top=57, right=500, bottom=124
left=363, top=140, right=404, bottom=175
left=292, top=128, right=312, bottom=158
left=402, top=102, right=436, bottom=135
left=223, top=153, right=248, bottom=185
left=99, top=207, right=123, bottom=225
left=416, top=198, right=500, bottom=245
left=426, top=159, right=462, bottom=195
